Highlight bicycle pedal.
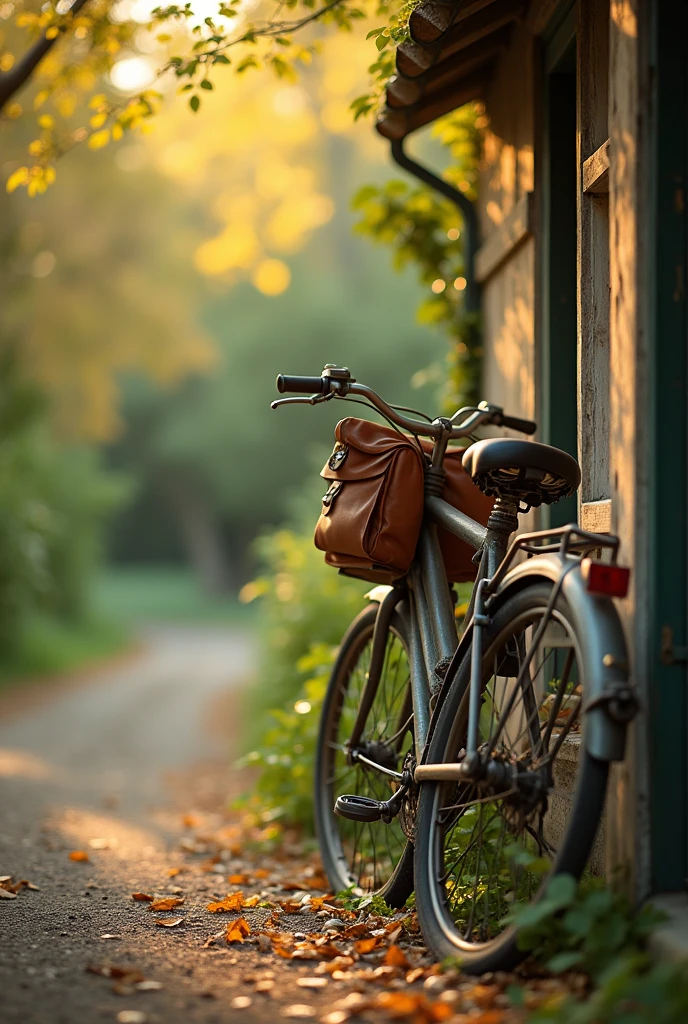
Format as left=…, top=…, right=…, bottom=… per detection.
left=334, top=794, right=385, bottom=823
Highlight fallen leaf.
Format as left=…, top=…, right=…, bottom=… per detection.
left=253, top=868, right=270, bottom=879
left=100, top=934, right=122, bottom=940
left=383, top=945, right=411, bottom=969
left=281, top=1006, right=317, bottom=1019
left=182, top=814, right=199, bottom=828
left=206, top=892, right=245, bottom=913
left=156, top=917, right=184, bottom=928
left=136, top=980, right=163, bottom=992
left=0, top=875, right=11, bottom=882
left=321, top=1014, right=350, bottom=1024
left=255, top=979, right=275, bottom=992
left=226, top=917, right=251, bottom=943
left=167, top=867, right=183, bottom=878
left=353, top=936, right=383, bottom=954
left=297, top=978, right=328, bottom=989
left=116, top=1012, right=148, bottom=1024
left=0, top=889, right=17, bottom=900
left=131, top=893, right=154, bottom=903
left=243, top=893, right=261, bottom=907
left=148, top=897, right=184, bottom=911
left=468, top=985, right=500, bottom=1008
left=69, top=851, right=89, bottom=862
left=228, top=874, right=251, bottom=885
left=304, top=875, right=330, bottom=890
left=231, top=996, right=252, bottom=1009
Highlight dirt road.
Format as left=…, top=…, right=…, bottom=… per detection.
left=0, top=625, right=307, bottom=1024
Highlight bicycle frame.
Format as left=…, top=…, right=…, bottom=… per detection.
left=354, top=495, right=637, bottom=780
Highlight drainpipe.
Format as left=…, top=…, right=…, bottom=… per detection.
left=390, top=138, right=479, bottom=316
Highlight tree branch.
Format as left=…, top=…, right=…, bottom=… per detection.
left=0, top=0, right=91, bottom=113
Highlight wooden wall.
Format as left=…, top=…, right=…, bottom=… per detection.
left=477, top=23, right=537, bottom=422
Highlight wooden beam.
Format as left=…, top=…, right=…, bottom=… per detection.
left=525, top=0, right=567, bottom=35
left=580, top=499, right=613, bottom=533
left=474, top=191, right=535, bottom=283
left=583, top=139, right=611, bottom=193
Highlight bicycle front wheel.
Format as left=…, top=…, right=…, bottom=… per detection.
left=314, top=602, right=414, bottom=906
left=414, top=582, right=609, bottom=972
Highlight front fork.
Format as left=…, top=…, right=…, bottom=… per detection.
left=347, top=585, right=405, bottom=754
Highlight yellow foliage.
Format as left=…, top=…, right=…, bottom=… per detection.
left=252, top=258, right=291, bottom=296
left=88, top=129, right=110, bottom=150
left=6, top=167, right=29, bottom=194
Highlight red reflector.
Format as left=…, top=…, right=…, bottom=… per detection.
left=584, top=561, right=631, bottom=598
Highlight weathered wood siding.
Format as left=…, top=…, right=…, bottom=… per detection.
left=477, top=23, right=537, bottom=422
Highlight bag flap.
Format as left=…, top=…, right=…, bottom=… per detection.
left=320, top=417, right=423, bottom=481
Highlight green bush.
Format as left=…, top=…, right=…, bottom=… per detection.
left=507, top=875, right=688, bottom=1024
left=240, top=528, right=368, bottom=829
left=0, top=371, right=127, bottom=658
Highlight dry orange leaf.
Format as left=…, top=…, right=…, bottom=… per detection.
left=353, top=936, right=383, bottom=954
left=304, top=875, right=330, bottom=890
left=131, top=892, right=154, bottom=903
left=69, top=851, right=89, bottom=862
left=466, top=1014, right=505, bottom=1024
left=228, top=874, right=251, bottom=885
left=468, top=985, right=500, bottom=1008
left=206, top=892, right=245, bottom=913
left=373, top=992, right=423, bottom=1018
left=243, top=894, right=261, bottom=908
left=225, top=917, right=251, bottom=943
left=167, top=867, right=183, bottom=878
left=253, top=868, right=270, bottom=879
left=148, top=897, right=185, bottom=911
left=156, top=916, right=184, bottom=928
left=382, top=945, right=410, bottom=969
left=182, top=814, right=198, bottom=828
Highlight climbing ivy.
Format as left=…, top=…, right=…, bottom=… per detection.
left=353, top=102, right=486, bottom=408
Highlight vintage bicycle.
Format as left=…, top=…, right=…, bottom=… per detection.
left=272, top=365, right=638, bottom=973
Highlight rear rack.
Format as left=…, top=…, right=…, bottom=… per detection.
left=486, top=524, right=620, bottom=594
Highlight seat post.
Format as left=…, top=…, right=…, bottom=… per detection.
left=484, top=496, right=520, bottom=578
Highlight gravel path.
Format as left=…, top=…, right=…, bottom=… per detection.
left=0, top=626, right=325, bottom=1024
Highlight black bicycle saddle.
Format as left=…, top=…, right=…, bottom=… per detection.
left=462, top=437, right=581, bottom=507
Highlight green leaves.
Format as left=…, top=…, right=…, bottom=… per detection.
left=189, top=94, right=200, bottom=112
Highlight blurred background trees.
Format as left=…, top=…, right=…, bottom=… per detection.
left=1, top=8, right=478, bottom=684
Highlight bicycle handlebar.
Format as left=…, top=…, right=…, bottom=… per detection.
left=492, top=412, right=537, bottom=435
left=274, top=368, right=537, bottom=440
left=276, top=374, right=330, bottom=395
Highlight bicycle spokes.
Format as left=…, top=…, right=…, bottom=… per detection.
left=437, top=607, right=583, bottom=943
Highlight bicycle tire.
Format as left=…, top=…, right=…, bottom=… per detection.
left=414, top=581, right=609, bottom=972
left=314, top=603, right=415, bottom=906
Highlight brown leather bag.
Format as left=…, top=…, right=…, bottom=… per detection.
left=314, top=418, right=493, bottom=584
left=314, top=417, right=425, bottom=583
left=420, top=440, right=494, bottom=582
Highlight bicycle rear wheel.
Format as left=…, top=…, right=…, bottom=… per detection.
left=414, top=582, right=609, bottom=972
left=314, top=603, right=414, bottom=905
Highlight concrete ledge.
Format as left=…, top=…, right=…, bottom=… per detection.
left=648, top=893, right=688, bottom=963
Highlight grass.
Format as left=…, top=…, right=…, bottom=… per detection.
left=93, top=565, right=256, bottom=626
left=0, top=612, right=128, bottom=691
left=0, top=565, right=255, bottom=694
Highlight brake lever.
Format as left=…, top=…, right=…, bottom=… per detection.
left=270, top=391, right=335, bottom=411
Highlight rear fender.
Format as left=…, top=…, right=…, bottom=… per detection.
left=427, top=554, right=634, bottom=763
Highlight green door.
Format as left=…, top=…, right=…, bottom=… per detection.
left=540, top=7, right=578, bottom=527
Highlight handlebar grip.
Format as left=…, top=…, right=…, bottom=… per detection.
left=500, top=414, right=537, bottom=435
left=276, top=374, right=328, bottom=395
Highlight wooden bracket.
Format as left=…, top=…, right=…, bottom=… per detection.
left=583, top=139, right=610, bottom=194
left=580, top=498, right=612, bottom=534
